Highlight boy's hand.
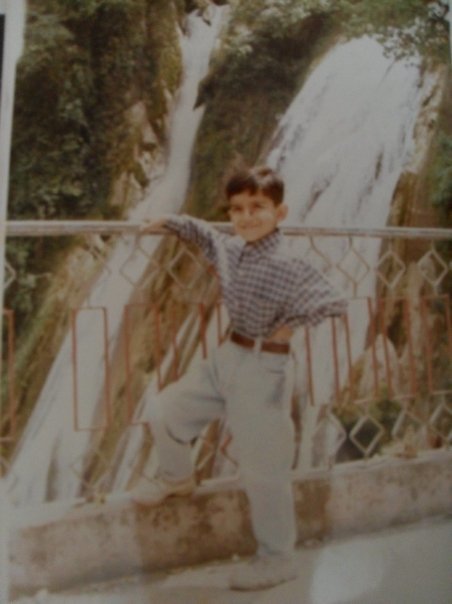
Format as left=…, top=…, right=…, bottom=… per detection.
left=268, top=325, right=293, bottom=343
left=139, top=217, right=169, bottom=234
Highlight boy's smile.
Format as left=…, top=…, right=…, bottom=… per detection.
left=228, top=191, right=288, bottom=243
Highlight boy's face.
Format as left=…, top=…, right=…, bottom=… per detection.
left=228, top=190, right=288, bottom=243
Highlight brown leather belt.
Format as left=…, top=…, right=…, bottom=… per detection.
left=230, top=331, right=290, bottom=355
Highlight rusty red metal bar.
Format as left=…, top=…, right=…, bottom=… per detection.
left=403, top=298, right=418, bottom=398
left=123, top=304, right=147, bottom=426
left=445, top=294, right=452, bottom=359
left=367, top=297, right=380, bottom=398
left=421, top=295, right=452, bottom=395
left=198, top=303, right=208, bottom=360
left=420, top=297, right=434, bottom=394
left=377, top=297, right=394, bottom=399
left=0, top=309, right=17, bottom=442
left=170, top=319, right=180, bottom=382
left=330, top=316, right=341, bottom=402
left=342, top=311, right=354, bottom=403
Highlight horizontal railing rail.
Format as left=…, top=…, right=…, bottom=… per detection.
left=5, top=219, right=452, bottom=240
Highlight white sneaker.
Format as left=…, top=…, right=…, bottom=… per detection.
left=229, top=554, right=298, bottom=591
left=131, top=474, right=196, bottom=506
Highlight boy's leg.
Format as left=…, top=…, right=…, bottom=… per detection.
left=141, top=348, right=226, bottom=486
left=228, top=349, right=296, bottom=555
left=234, top=412, right=296, bottom=558
left=226, top=346, right=297, bottom=588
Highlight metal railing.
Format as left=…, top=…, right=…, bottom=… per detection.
left=1, top=221, right=451, bottom=501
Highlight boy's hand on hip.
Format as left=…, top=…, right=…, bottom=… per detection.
left=268, top=325, right=293, bottom=343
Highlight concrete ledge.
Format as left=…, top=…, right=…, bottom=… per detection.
left=9, top=451, right=452, bottom=597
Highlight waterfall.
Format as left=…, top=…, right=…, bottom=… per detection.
left=8, top=28, right=441, bottom=502
left=267, top=36, right=439, bottom=467
left=7, top=7, right=227, bottom=507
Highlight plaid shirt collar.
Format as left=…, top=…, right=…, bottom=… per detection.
left=239, top=228, right=283, bottom=259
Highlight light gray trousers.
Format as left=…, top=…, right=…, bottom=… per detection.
left=146, top=339, right=296, bottom=557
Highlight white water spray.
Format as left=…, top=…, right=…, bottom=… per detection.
left=267, top=37, right=439, bottom=467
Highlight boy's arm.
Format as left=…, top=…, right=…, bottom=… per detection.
left=285, top=261, right=347, bottom=329
left=140, top=214, right=223, bottom=263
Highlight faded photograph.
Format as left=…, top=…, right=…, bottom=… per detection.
left=1, top=1, right=451, bottom=603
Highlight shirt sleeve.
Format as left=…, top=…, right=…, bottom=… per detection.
left=285, top=261, right=348, bottom=329
left=164, top=215, right=225, bottom=264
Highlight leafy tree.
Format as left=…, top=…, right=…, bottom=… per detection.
left=432, top=134, right=452, bottom=217
left=6, top=0, right=182, bottom=339
left=334, top=0, right=450, bottom=61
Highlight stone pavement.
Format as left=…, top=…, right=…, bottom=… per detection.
left=12, top=516, right=452, bottom=604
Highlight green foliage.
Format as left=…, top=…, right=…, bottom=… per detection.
left=6, top=0, right=182, bottom=341
left=10, top=0, right=182, bottom=224
left=432, top=134, right=452, bottom=217
left=210, top=0, right=330, bottom=88
left=334, top=0, right=450, bottom=61
left=4, top=236, right=73, bottom=334
left=194, top=0, right=334, bottom=111
left=4, top=240, right=37, bottom=318
left=49, top=0, right=142, bottom=19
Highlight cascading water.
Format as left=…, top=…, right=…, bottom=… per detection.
left=270, top=37, right=431, bottom=236
left=7, top=7, right=227, bottom=506
left=8, top=25, right=442, bottom=503
left=267, top=36, right=440, bottom=467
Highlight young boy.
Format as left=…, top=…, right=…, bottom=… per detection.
left=136, top=166, right=346, bottom=590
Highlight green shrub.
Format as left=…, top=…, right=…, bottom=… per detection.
left=334, top=0, right=449, bottom=61
left=432, top=135, right=452, bottom=218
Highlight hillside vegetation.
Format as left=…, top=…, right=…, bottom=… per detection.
left=2, top=0, right=451, bottom=460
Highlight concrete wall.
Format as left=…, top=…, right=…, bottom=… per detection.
left=9, top=451, right=452, bottom=598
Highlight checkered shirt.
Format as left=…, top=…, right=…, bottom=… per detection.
left=165, top=215, right=347, bottom=338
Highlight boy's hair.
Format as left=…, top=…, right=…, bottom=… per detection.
left=225, top=166, right=284, bottom=205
